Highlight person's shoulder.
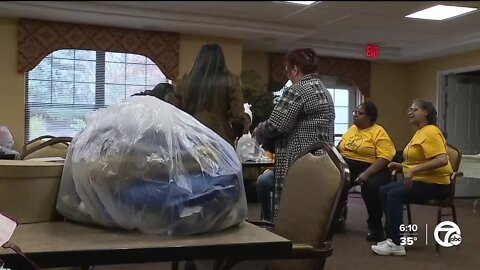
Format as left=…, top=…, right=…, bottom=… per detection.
left=372, top=123, right=389, bottom=133
left=421, top=125, right=444, bottom=140
left=343, top=125, right=357, bottom=136
left=348, top=125, right=358, bottom=132
left=421, top=124, right=442, bottom=134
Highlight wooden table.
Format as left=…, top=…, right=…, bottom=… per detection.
left=242, top=160, right=274, bottom=178
left=241, top=160, right=274, bottom=168
left=459, top=154, right=480, bottom=212
left=459, top=154, right=480, bottom=178
left=0, top=221, right=291, bottom=269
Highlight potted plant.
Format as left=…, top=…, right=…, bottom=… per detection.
left=240, top=70, right=274, bottom=131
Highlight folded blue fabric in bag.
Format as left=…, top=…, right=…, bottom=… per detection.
left=117, top=173, right=239, bottom=234
left=118, top=173, right=239, bottom=210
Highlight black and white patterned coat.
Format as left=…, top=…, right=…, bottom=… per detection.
left=256, top=73, right=335, bottom=213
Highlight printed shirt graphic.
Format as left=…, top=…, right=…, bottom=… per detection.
left=402, top=125, right=453, bottom=185
left=339, top=124, right=395, bottom=164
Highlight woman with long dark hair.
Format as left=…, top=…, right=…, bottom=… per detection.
left=173, top=44, right=246, bottom=146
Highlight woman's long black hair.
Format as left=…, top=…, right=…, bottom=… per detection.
left=182, top=44, right=236, bottom=114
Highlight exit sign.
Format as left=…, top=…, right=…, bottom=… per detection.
left=366, top=44, right=379, bottom=58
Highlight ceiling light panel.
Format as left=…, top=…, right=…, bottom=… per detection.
left=405, top=4, right=477, bottom=21
left=284, top=1, right=316, bottom=6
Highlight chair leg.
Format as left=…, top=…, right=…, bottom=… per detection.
left=451, top=205, right=458, bottom=224
left=185, top=261, right=198, bottom=270
left=436, top=207, right=442, bottom=255
left=213, top=259, right=239, bottom=270
left=474, top=199, right=480, bottom=213
left=406, top=203, right=412, bottom=225
left=172, top=261, right=179, bottom=270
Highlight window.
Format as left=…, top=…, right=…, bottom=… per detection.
left=26, top=49, right=169, bottom=141
left=327, top=87, right=353, bottom=146
left=276, top=76, right=359, bottom=145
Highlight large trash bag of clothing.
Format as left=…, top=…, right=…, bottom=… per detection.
left=56, top=96, right=248, bottom=235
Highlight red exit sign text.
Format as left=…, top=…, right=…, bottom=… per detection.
left=366, top=45, right=379, bottom=58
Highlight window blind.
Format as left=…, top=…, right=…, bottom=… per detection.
left=25, top=49, right=170, bottom=141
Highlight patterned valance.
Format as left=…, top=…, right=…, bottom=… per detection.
left=268, top=52, right=372, bottom=97
left=17, top=19, right=179, bottom=79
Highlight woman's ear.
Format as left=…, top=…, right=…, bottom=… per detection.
left=293, top=65, right=298, bottom=74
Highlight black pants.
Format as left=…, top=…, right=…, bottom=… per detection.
left=344, top=158, right=391, bottom=233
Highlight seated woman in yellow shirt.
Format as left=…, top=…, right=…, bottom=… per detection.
left=371, top=99, right=453, bottom=256
left=339, top=101, right=396, bottom=242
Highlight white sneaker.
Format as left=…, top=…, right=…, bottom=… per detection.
left=371, top=238, right=391, bottom=248
left=371, top=239, right=406, bottom=256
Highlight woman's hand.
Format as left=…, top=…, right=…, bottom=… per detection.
left=387, top=162, right=402, bottom=171
left=355, top=171, right=370, bottom=184
left=252, top=127, right=263, bottom=145
left=403, top=171, right=414, bottom=189
left=252, top=127, right=258, bottom=139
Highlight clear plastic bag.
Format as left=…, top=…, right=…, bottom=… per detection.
left=236, top=135, right=266, bottom=162
left=0, top=126, right=14, bottom=149
left=0, top=126, right=19, bottom=159
left=56, top=96, right=247, bottom=235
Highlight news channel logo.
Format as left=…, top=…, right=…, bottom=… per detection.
left=434, top=221, right=462, bottom=247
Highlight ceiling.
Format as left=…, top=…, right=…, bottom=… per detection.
left=1, top=1, right=480, bottom=62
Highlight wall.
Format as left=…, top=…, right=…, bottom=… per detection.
left=179, top=34, right=243, bottom=77
left=370, top=63, right=412, bottom=147
left=0, top=18, right=24, bottom=151
left=242, top=50, right=269, bottom=87
left=368, top=50, right=480, bottom=148
left=409, top=49, right=480, bottom=105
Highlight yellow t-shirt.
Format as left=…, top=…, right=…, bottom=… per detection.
left=339, top=124, right=396, bottom=164
left=402, top=125, right=452, bottom=185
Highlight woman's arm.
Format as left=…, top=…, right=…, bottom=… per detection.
left=172, top=77, right=185, bottom=109
left=356, top=158, right=389, bottom=183
left=356, top=128, right=396, bottom=182
left=404, top=153, right=449, bottom=179
left=254, top=86, right=303, bottom=140
left=228, top=76, right=247, bottom=139
left=388, top=162, right=403, bottom=171
left=336, top=140, right=341, bottom=151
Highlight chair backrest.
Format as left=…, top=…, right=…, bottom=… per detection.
left=21, top=135, right=72, bottom=160
left=446, top=143, right=461, bottom=173
left=271, top=142, right=349, bottom=270
left=446, top=143, right=462, bottom=200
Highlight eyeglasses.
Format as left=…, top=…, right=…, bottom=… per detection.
left=352, top=110, right=365, bottom=116
left=407, top=108, right=419, bottom=113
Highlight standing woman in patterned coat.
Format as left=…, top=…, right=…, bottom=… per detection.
left=253, top=48, right=335, bottom=218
